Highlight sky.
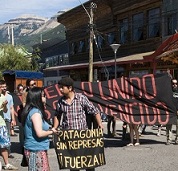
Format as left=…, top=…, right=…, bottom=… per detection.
left=0, top=0, right=88, bottom=24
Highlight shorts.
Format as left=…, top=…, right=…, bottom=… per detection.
left=0, top=126, right=11, bottom=148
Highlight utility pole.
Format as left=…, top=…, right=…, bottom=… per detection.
left=7, top=25, right=10, bottom=44
left=5, top=22, right=17, bottom=46
left=40, top=34, right=43, bottom=44
left=88, top=2, right=97, bottom=82
left=11, top=24, right=14, bottom=46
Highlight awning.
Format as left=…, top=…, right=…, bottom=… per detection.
left=101, top=51, right=154, bottom=64
left=3, top=70, right=43, bottom=79
left=144, top=32, right=178, bottom=61
left=157, top=48, right=178, bottom=58
left=44, top=51, right=154, bottom=71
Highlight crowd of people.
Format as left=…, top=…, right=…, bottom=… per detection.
left=0, top=80, right=18, bottom=170
left=0, top=75, right=178, bottom=170
left=0, top=77, right=104, bottom=170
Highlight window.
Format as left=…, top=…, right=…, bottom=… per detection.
left=129, top=70, right=148, bottom=77
left=132, top=13, right=144, bottom=41
left=70, top=42, right=78, bottom=55
left=86, top=38, right=90, bottom=50
left=45, top=58, right=49, bottom=68
left=53, top=56, right=58, bottom=66
left=166, top=13, right=177, bottom=35
left=96, top=35, right=104, bottom=49
left=49, top=58, right=53, bottom=67
left=63, top=54, right=69, bottom=65
left=70, top=43, right=74, bottom=55
left=107, top=32, right=115, bottom=45
left=78, top=40, right=85, bottom=53
left=148, top=8, right=160, bottom=38
left=119, top=18, right=129, bottom=44
left=46, top=57, right=53, bottom=67
left=58, top=55, right=63, bottom=65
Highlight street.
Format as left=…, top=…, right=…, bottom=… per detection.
left=2, top=121, right=178, bottom=171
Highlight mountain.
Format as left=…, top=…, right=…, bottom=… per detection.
left=0, top=13, right=66, bottom=52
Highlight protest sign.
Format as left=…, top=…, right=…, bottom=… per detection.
left=53, top=128, right=106, bottom=170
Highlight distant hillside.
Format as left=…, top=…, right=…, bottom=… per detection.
left=0, top=13, right=66, bottom=52
left=17, top=24, right=66, bottom=52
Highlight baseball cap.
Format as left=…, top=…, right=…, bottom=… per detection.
left=58, top=77, right=74, bottom=87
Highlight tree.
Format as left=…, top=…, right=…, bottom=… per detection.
left=31, top=47, right=41, bottom=70
left=0, top=43, right=40, bottom=79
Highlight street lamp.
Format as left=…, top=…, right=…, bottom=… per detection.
left=110, top=44, right=121, bottom=79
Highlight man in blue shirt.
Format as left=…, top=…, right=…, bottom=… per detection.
left=0, top=80, right=16, bottom=158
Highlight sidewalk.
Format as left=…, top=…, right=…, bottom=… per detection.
left=1, top=122, right=178, bottom=171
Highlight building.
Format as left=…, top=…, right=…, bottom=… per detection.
left=43, top=0, right=178, bottom=81
left=33, top=39, right=69, bottom=86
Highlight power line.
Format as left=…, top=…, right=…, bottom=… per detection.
left=78, top=0, right=91, bottom=20
left=93, top=33, right=109, bottom=80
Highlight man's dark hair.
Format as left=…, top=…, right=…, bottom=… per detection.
left=58, top=77, right=74, bottom=89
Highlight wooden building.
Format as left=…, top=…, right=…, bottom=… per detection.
left=33, top=39, right=69, bottom=86
left=43, top=0, right=178, bottom=81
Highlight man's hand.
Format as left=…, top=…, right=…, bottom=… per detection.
left=98, top=124, right=104, bottom=129
left=1, top=100, right=8, bottom=113
left=1, top=100, right=8, bottom=108
left=11, top=120, right=16, bottom=127
left=95, top=113, right=104, bottom=129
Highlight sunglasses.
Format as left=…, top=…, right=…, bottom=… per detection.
left=30, top=83, right=36, bottom=86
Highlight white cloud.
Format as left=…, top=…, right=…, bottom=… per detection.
left=0, top=0, right=88, bottom=24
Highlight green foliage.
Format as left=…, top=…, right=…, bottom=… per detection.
left=0, top=44, right=40, bottom=78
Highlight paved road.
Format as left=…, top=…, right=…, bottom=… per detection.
left=2, top=121, right=178, bottom=171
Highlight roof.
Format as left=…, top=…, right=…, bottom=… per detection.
left=3, top=70, right=43, bottom=79
left=33, top=38, right=66, bottom=50
left=44, top=51, right=154, bottom=71
left=57, top=1, right=89, bottom=24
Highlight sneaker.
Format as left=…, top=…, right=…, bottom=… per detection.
left=175, top=141, right=178, bottom=145
left=139, top=133, right=144, bottom=137
left=8, top=154, right=14, bottom=159
left=166, top=141, right=171, bottom=145
left=152, top=125, right=156, bottom=129
left=112, top=132, right=116, bottom=137
left=127, top=143, right=133, bottom=147
left=134, top=142, right=140, bottom=146
left=157, top=129, right=161, bottom=136
left=4, top=163, right=18, bottom=170
left=157, top=132, right=160, bottom=136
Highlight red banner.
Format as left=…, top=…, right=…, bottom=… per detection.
left=13, top=74, right=177, bottom=125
